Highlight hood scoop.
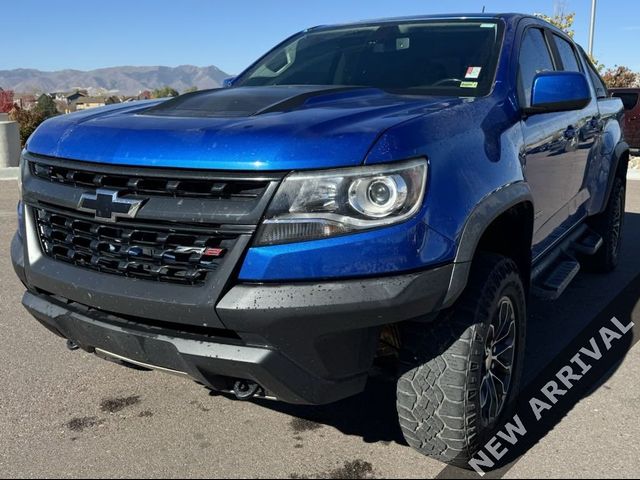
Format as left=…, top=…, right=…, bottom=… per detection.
left=141, top=86, right=384, bottom=118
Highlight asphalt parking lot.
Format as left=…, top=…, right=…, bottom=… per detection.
left=1, top=178, right=639, bottom=479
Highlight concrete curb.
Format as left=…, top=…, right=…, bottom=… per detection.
left=0, top=167, right=19, bottom=180
left=628, top=169, right=640, bottom=182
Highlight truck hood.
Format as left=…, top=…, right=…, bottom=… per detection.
left=27, top=86, right=463, bottom=170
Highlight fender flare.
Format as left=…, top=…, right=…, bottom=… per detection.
left=442, top=182, right=534, bottom=308
left=599, top=141, right=630, bottom=214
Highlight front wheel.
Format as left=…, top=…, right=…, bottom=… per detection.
left=396, top=253, right=527, bottom=467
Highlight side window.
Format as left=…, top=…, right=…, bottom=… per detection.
left=585, top=60, right=608, bottom=99
left=553, top=34, right=581, bottom=72
left=518, top=28, right=555, bottom=106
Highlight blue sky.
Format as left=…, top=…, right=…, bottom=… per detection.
left=3, top=0, right=639, bottom=74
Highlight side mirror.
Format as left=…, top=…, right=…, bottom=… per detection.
left=222, top=77, right=236, bottom=88
left=525, top=71, right=591, bottom=115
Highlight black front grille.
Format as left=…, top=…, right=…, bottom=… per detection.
left=35, top=208, right=238, bottom=285
left=30, top=161, right=270, bottom=200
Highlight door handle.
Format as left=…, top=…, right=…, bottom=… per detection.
left=564, top=126, right=577, bottom=139
left=589, top=116, right=604, bottom=131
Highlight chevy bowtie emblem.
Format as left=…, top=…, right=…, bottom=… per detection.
left=78, top=189, right=146, bottom=223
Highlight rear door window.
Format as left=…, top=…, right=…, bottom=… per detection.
left=584, top=57, right=608, bottom=99
left=612, top=92, right=639, bottom=110
left=553, top=34, right=581, bottom=72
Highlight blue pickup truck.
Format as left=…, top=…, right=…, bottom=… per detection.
left=12, top=13, right=628, bottom=466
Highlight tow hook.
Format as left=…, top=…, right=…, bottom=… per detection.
left=232, top=380, right=260, bottom=400
left=66, top=339, right=80, bottom=351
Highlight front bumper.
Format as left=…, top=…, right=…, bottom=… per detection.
left=13, top=155, right=461, bottom=404
left=23, top=289, right=363, bottom=405
left=13, top=229, right=454, bottom=404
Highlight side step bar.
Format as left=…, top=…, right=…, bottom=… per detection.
left=572, top=230, right=604, bottom=256
left=532, top=225, right=603, bottom=300
left=532, top=259, right=581, bottom=300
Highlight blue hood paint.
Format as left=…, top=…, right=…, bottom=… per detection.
left=27, top=87, right=461, bottom=171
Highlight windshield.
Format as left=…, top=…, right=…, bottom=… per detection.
left=234, top=20, right=504, bottom=96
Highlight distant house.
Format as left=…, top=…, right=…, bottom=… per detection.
left=52, top=90, right=89, bottom=113
left=65, top=90, right=87, bottom=104
left=13, top=94, right=36, bottom=110
left=74, top=96, right=120, bottom=111
left=55, top=100, right=71, bottom=114
left=137, top=90, right=152, bottom=100
left=74, top=97, right=107, bottom=110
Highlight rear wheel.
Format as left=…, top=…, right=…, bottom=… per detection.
left=396, top=253, right=527, bottom=467
left=584, top=176, right=626, bottom=273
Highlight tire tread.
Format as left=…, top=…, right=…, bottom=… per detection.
left=397, top=253, right=526, bottom=467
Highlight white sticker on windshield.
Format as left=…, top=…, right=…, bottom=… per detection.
left=465, top=67, right=482, bottom=79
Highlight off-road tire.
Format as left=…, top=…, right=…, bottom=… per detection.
left=396, top=253, right=527, bottom=467
left=584, top=176, right=626, bottom=273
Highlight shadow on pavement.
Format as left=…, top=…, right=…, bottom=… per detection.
left=248, top=212, right=640, bottom=472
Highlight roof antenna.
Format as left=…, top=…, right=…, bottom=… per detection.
left=482, top=5, right=486, bottom=13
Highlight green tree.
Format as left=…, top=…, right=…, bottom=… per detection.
left=590, top=56, right=606, bottom=74
left=535, top=11, right=605, bottom=72
left=602, top=66, right=639, bottom=89
left=151, top=87, right=180, bottom=99
left=35, top=94, right=59, bottom=117
left=9, top=107, right=46, bottom=148
left=535, top=11, right=576, bottom=38
left=184, top=86, right=199, bottom=94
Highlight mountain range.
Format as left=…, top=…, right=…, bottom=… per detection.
left=0, top=65, right=231, bottom=95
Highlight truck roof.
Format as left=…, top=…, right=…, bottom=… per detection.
left=312, top=13, right=534, bottom=30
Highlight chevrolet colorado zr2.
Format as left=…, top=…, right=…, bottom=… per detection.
left=12, top=14, right=629, bottom=466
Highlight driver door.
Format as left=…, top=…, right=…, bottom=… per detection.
left=519, top=27, right=569, bottom=247
left=518, top=27, right=599, bottom=253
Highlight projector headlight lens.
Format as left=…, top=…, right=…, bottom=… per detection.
left=255, top=158, right=427, bottom=246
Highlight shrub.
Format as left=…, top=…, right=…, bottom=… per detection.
left=9, top=107, right=46, bottom=148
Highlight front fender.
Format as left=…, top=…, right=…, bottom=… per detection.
left=443, top=182, right=534, bottom=307
left=364, top=96, right=532, bottom=307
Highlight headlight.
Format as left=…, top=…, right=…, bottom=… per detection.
left=255, top=158, right=427, bottom=245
